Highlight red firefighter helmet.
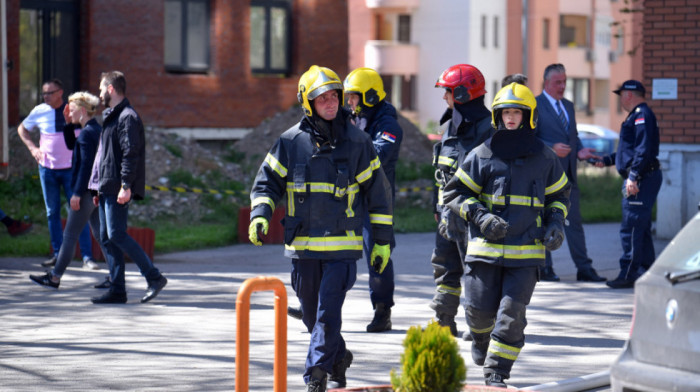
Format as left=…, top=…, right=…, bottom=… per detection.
left=435, top=64, right=487, bottom=104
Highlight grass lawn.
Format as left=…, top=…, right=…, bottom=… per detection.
left=0, top=170, right=626, bottom=257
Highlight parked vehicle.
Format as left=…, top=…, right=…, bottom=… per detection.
left=577, top=123, right=619, bottom=156
left=609, top=207, right=700, bottom=392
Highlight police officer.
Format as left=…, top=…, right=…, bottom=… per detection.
left=431, top=64, right=494, bottom=337
left=443, top=83, right=571, bottom=387
left=595, top=80, right=662, bottom=289
left=343, top=67, right=403, bottom=333
left=248, top=65, right=393, bottom=391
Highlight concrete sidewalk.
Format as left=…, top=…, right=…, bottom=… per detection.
left=0, top=223, right=668, bottom=391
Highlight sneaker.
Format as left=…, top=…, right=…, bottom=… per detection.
left=82, top=257, right=100, bottom=270
left=485, top=372, right=507, bottom=388
left=91, top=291, right=127, bottom=304
left=29, top=272, right=59, bottom=289
left=141, top=275, right=168, bottom=303
left=41, top=256, right=57, bottom=267
left=8, top=220, right=32, bottom=237
left=327, top=350, right=353, bottom=389
left=94, top=275, right=112, bottom=289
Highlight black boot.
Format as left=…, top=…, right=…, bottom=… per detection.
left=327, top=350, right=353, bottom=389
left=485, top=372, right=507, bottom=388
left=436, top=312, right=458, bottom=337
left=471, top=340, right=488, bottom=366
left=306, top=367, right=327, bottom=392
left=287, top=306, right=303, bottom=320
left=366, top=304, right=391, bottom=332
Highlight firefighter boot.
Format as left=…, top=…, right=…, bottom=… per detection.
left=327, top=350, right=353, bottom=389
left=306, top=367, right=327, bottom=392
left=366, top=303, right=392, bottom=332
left=485, top=372, right=508, bottom=388
left=471, top=338, right=489, bottom=366
left=436, top=312, right=458, bottom=337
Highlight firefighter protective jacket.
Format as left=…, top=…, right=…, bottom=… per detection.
left=442, top=141, right=571, bottom=267
left=432, top=110, right=493, bottom=213
left=364, top=100, right=403, bottom=196
left=249, top=113, right=393, bottom=260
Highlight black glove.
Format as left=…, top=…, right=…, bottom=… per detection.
left=475, top=211, right=508, bottom=241
left=438, top=208, right=466, bottom=242
left=543, top=209, right=565, bottom=251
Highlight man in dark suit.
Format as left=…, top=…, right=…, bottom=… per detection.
left=534, top=64, right=606, bottom=282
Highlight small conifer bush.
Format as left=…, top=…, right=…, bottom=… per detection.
left=390, top=320, right=467, bottom=392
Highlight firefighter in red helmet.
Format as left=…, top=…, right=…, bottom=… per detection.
left=430, top=64, right=494, bottom=338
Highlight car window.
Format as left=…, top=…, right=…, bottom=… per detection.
left=652, top=213, right=700, bottom=271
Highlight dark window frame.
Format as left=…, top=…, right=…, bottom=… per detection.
left=250, top=0, right=292, bottom=75
left=164, top=0, right=211, bottom=74
left=493, top=15, right=499, bottom=48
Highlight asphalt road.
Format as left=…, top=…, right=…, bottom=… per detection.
left=0, top=223, right=669, bottom=391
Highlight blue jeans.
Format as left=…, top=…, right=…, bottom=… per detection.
left=99, top=194, right=161, bottom=295
left=38, top=165, right=92, bottom=259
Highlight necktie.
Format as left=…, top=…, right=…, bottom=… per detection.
left=556, top=100, right=568, bottom=130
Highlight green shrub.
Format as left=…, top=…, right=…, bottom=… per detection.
left=390, top=320, right=466, bottom=392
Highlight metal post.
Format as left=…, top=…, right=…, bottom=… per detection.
left=235, top=276, right=288, bottom=392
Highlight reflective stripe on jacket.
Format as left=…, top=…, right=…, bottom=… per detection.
left=250, top=113, right=393, bottom=260
left=433, top=114, right=493, bottom=210
left=443, top=142, right=571, bottom=267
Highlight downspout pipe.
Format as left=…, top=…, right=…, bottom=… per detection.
left=522, top=0, right=529, bottom=76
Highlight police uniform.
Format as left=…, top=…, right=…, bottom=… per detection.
left=249, top=111, right=393, bottom=383
left=604, top=101, right=661, bottom=282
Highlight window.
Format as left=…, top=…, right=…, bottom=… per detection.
left=543, top=18, right=550, bottom=49
left=481, top=15, right=487, bottom=48
left=164, top=0, right=210, bottom=72
left=381, top=74, right=415, bottom=111
left=565, top=78, right=590, bottom=112
left=493, top=16, right=499, bottom=48
left=559, top=15, right=589, bottom=48
left=250, top=0, right=291, bottom=74
left=398, top=15, right=411, bottom=43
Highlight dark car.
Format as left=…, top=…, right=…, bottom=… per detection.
left=578, top=123, right=619, bottom=156
left=610, top=209, right=700, bottom=392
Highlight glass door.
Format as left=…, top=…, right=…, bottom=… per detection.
left=19, top=0, right=78, bottom=118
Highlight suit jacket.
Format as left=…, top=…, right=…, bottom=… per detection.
left=535, top=94, right=583, bottom=184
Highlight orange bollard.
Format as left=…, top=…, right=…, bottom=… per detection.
left=235, top=276, right=288, bottom=392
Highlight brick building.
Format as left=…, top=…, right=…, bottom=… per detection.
left=3, top=0, right=348, bottom=140
left=643, top=0, right=700, bottom=238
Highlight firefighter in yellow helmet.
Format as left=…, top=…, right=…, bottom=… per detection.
left=442, top=83, right=571, bottom=388
left=343, top=67, right=403, bottom=333
left=248, top=65, right=393, bottom=391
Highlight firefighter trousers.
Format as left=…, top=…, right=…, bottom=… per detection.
left=430, top=230, right=467, bottom=317
left=291, top=258, right=357, bottom=383
left=464, top=261, right=538, bottom=379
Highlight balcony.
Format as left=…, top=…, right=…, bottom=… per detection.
left=365, top=0, right=420, bottom=10
left=364, top=40, right=419, bottom=76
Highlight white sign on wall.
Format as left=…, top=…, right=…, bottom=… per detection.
left=652, top=78, right=678, bottom=100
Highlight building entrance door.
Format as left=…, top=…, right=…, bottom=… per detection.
left=19, top=0, right=78, bottom=118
